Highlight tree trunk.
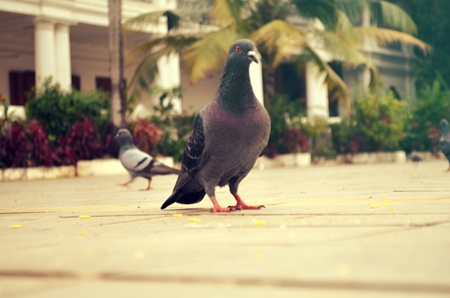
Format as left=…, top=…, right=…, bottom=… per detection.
left=108, top=0, right=126, bottom=157
left=262, top=64, right=276, bottom=110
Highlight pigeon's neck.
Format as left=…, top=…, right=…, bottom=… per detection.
left=215, top=62, right=256, bottom=113
left=120, top=144, right=135, bottom=151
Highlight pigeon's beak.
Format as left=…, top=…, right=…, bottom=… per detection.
left=248, top=51, right=258, bottom=64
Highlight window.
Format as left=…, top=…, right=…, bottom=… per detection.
left=95, top=77, right=111, bottom=97
left=8, top=71, right=81, bottom=106
left=9, top=71, right=35, bottom=106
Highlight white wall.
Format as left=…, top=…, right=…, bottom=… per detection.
left=179, top=62, right=220, bottom=114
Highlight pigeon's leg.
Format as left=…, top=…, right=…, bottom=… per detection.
left=209, top=196, right=231, bottom=212
left=140, top=178, right=153, bottom=191
left=205, top=186, right=230, bottom=212
left=119, top=176, right=135, bottom=187
left=227, top=179, right=264, bottom=211
left=229, top=193, right=265, bottom=211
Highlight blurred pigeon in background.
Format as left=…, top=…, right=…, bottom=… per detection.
left=439, top=119, right=450, bottom=171
left=161, top=39, right=271, bottom=212
left=115, top=129, right=179, bottom=190
left=408, top=150, right=422, bottom=164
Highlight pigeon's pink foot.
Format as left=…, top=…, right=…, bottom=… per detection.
left=209, top=196, right=231, bottom=213
left=119, top=182, right=129, bottom=187
left=229, top=193, right=265, bottom=211
left=139, top=180, right=152, bottom=191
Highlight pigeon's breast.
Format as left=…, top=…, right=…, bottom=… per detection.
left=199, top=104, right=270, bottom=185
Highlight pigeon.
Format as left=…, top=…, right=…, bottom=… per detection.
left=439, top=119, right=450, bottom=171
left=115, top=129, right=180, bottom=190
left=408, top=150, right=422, bottom=163
left=161, top=39, right=271, bottom=212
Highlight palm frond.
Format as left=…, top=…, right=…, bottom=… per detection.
left=127, top=33, right=204, bottom=59
left=290, top=0, right=340, bottom=30
left=211, top=0, right=247, bottom=28
left=369, top=1, right=417, bottom=34
left=183, top=28, right=241, bottom=83
left=128, top=51, right=161, bottom=97
left=355, top=27, right=431, bottom=53
left=127, top=34, right=203, bottom=94
left=294, top=44, right=351, bottom=110
left=336, top=0, right=418, bottom=34
left=124, top=10, right=174, bottom=32
left=251, top=19, right=308, bottom=66
left=312, top=12, right=382, bottom=92
left=124, top=8, right=211, bottom=32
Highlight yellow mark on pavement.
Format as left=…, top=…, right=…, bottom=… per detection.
left=253, top=219, right=266, bottom=226
left=370, top=205, right=381, bottom=209
left=10, top=224, right=21, bottom=229
left=188, top=217, right=201, bottom=223
left=79, top=215, right=91, bottom=219
left=173, top=213, right=183, bottom=217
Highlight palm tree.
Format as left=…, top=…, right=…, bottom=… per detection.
left=108, top=0, right=126, bottom=129
left=124, top=0, right=429, bottom=110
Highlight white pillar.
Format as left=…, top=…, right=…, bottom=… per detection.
left=55, top=23, right=72, bottom=90
left=249, top=51, right=264, bottom=106
left=156, top=54, right=182, bottom=113
left=35, top=18, right=56, bottom=87
left=306, top=63, right=329, bottom=118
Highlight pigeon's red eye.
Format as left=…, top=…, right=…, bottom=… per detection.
left=235, top=45, right=241, bottom=52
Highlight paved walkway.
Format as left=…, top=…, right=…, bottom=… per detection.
left=1, top=160, right=449, bottom=298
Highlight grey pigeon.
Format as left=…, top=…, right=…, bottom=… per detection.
left=439, top=119, right=450, bottom=171
left=408, top=150, right=422, bottom=163
left=115, top=129, right=180, bottom=190
left=161, top=39, right=271, bottom=212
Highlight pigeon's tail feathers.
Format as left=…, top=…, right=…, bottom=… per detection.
left=161, top=189, right=206, bottom=210
left=150, top=162, right=180, bottom=175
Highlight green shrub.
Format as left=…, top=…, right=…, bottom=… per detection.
left=401, top=80, right=450, bottom=153
left=302, top=117, right=336, bottom=158
left=26, top=79, right=111, bottom=142
left=136, top=86, right=195, bottom=161
left=266, top=93, right=308, bottom=157
left=332, top=91, right=411, bottom=153
left=150, top=114, right=195, bottom=161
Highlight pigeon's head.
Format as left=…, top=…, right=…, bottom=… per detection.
left=115, top=128, right=134, bottom=146
left=440, top=119, right=449, bottom=134
left=226, top=39, right=258, bottom=66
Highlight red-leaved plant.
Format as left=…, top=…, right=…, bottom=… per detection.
left=68, top=117, right=109, bottom=162
left=0, top=122, right=28, bottom=168
left=132, top=119, right=163, bottom=156
left=28, top=120, right=53, bottom=167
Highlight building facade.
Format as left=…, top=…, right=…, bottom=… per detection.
left=0, top=0, right=416, bottom=120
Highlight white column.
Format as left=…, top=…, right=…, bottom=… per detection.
left=249, top=51, right=264, bottom=106
left=156, top=54, right=182, bottom=114
left=35, top=18, right=56, bottom=87
left=306, top=63, right=329, bottom=118
left=55, top=23, right=72, bottom=90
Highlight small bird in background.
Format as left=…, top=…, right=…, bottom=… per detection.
left=161, top=39, right=271, bottom=212
left=115, top=129, right=180, bottom=190
left=408, top=150, right=422, bottom=164
left=439, top=119, right=450, bottom=171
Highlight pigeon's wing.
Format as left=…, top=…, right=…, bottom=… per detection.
left=120, top=148, right=153, bottom=173
left=161, top=113, right=208, bottom=209
left=183, top=113, right=210, bottom=173
left=171, top=113, right=209, bottom=192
